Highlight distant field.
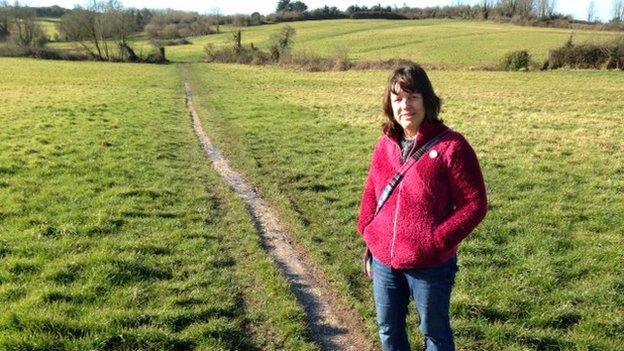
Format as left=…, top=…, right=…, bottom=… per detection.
left=187, top=63, right=624, bottom=350
left=155, top=19, right=622, bottom=67
left=43, top=19, right=623, bottom=68
left=0, top=59, right=318, bottom=351
left=37, top=18, right=60, bottom=39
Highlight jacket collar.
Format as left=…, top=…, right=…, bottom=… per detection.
left=386, top=121, right=449, bottom=149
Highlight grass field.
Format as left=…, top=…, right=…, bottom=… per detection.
left=42, top=19, right=623, bottom=68
left=37, top=18, right=60, bottom=39
left=146, top=19, right=623, bottom=67
left=0, top=59, right=319, bottom=351
left=186, top=63, right=624, bottom=350
left=3, top=14, right=623, bottom=347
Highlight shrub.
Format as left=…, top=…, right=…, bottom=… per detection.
left=145, top=10, right=214, bottom=40
left=606, top=38, right=624, bottom=69
left=0, top=44, right=29, bottom=56
left=265, top=10, right=306, bottom=23
left=268, top=25, right=296, bottom=61
left=502, top=50, right=531, bottom=71
left=546, top=37, right=624, bottom=70
left=150, top=38, right=191, bottom=46
left=0, top=41, right=167, bottom=63
left=204, top=43, right=270, bottom=65
left=350, top=11, right=407, bottom=19
left=280, top=49, right=332, bottom=71
left=33, top=48, right=89, bottom=60
left=330, top=45, right=351, bottom=71
left=0, top=44, right=89, bottom=60
left=351, top=58, right=418, bottom=70
left=7, top=10, right=48, bottom=48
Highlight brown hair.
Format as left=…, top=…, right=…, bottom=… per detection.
left=382, top=64, right=442, bottom=139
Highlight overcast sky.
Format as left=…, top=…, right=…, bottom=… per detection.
left=21, top=0, right=617, bottom=22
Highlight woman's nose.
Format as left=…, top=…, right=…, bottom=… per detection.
left=401, top=99, right=412, bottom=110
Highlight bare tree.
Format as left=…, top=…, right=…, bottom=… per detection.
left=613, top=0, right=624, bottom=22
left=517, top=0, right=534, bottom=18
left=145, top=10, right=214, bottom=40
left=479, top=0, right=491, bottom=19
left=210, top=7, right=221, bottom=33
left=8, top=4, right=47, bottom=47
left=102, top=1, right=136, bottom=60
left=534, top=0, right=557, bottom=18
left=536, top=0, right=547, bottom=18
left=60, top=6, right=106, bottom=58
left=498, top=0, right=519, bottom=17
left=59, top=0, right=137, bottom=61
left=546, top=0, right=556, bottom=18
left=587, top=0, right=595, bottom=22
left=0, top=0, right=9, bottom=39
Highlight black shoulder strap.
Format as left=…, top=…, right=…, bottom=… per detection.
left=374, top=130, right=450, bottom=216
left=410, top=130, right=450, bottom=161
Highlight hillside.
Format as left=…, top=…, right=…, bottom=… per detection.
left=151, top=19, right=622, bottom=67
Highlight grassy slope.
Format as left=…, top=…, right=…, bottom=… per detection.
left=37, top=18, right=60, bottom=39
left=0, top=58, right=318, bottom=351
left=187, top=63, right=624, bottom=350
left=156, top=19, right=622, bottom=67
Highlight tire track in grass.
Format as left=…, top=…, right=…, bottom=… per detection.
left=183, top=78, right=372, bottom=351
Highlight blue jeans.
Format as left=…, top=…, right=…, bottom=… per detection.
left=372, top=256, right=458, bottom=351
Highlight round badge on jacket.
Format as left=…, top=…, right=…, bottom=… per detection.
left=429, top=150, right=438, bottom=158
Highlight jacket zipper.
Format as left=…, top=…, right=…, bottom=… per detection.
left=390, top=181, right=403, bottom=264
left=389, top=138, right=415, bottom=265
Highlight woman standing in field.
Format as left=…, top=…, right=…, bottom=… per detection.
left=357, top=64, right=488, bottom=351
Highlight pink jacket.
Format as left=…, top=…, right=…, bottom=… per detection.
left=357, top=121, right=487, bottom=269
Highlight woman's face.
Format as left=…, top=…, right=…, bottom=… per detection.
left=390, top=84, right=426, bottom=137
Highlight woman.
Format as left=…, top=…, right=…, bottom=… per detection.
left=357, top=64, right=488, bottom=351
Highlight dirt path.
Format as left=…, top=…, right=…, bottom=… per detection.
left=183, top=79, right=373, bottom=351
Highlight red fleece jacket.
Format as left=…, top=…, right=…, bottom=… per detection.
left=357, top=121, right=487, bottom=269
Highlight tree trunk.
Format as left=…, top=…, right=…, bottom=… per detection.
left=159, top=46, right=166, bottom=63
left=119, top=41, right=138, bottom=62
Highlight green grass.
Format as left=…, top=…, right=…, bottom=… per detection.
left=0, top=58, right=319, bottom=351
left=36, top=18, right=60, bottom=39
left=138, top=19, right=622, bottom=67
left=43, top=19, right=622, bottom=68
left=186, top=63, right=624, bottom=350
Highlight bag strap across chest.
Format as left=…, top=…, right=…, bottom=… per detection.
left=374, top=130, right=450, bottom=216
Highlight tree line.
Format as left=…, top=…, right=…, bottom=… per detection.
left=267, top=0, right=624, bottom=26
left=0, top=1, right=258, bottom=61
left=1, top=1, right=48, bottom=48
left=3, top=0, right=623, bottom=62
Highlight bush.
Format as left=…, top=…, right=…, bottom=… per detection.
left=280, top=49, right=333, bottom=71
left=546, top=37, right=624, bottom=70
left=150, top=38, right=191, bottom=46
left=607, top=38, right=624, bottom=69
left=502, top=50, right=531, bottom=71
left=350, top=11, right=407, bottom=19
left=268, top=25, right=296, bottom=61
left=265, top=10, right=306, bottom=23
left=145, top=10, right=214, bottom=40
left=0, top=44, right=29, bottom=56
left=351, top=58, right=418, bottom=70
left=204, top=43, right=270, bottom=65
left=0, top=44, right=89, bottom=60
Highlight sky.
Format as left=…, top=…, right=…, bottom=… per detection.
left=21, top=0, right=617, bottom=22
